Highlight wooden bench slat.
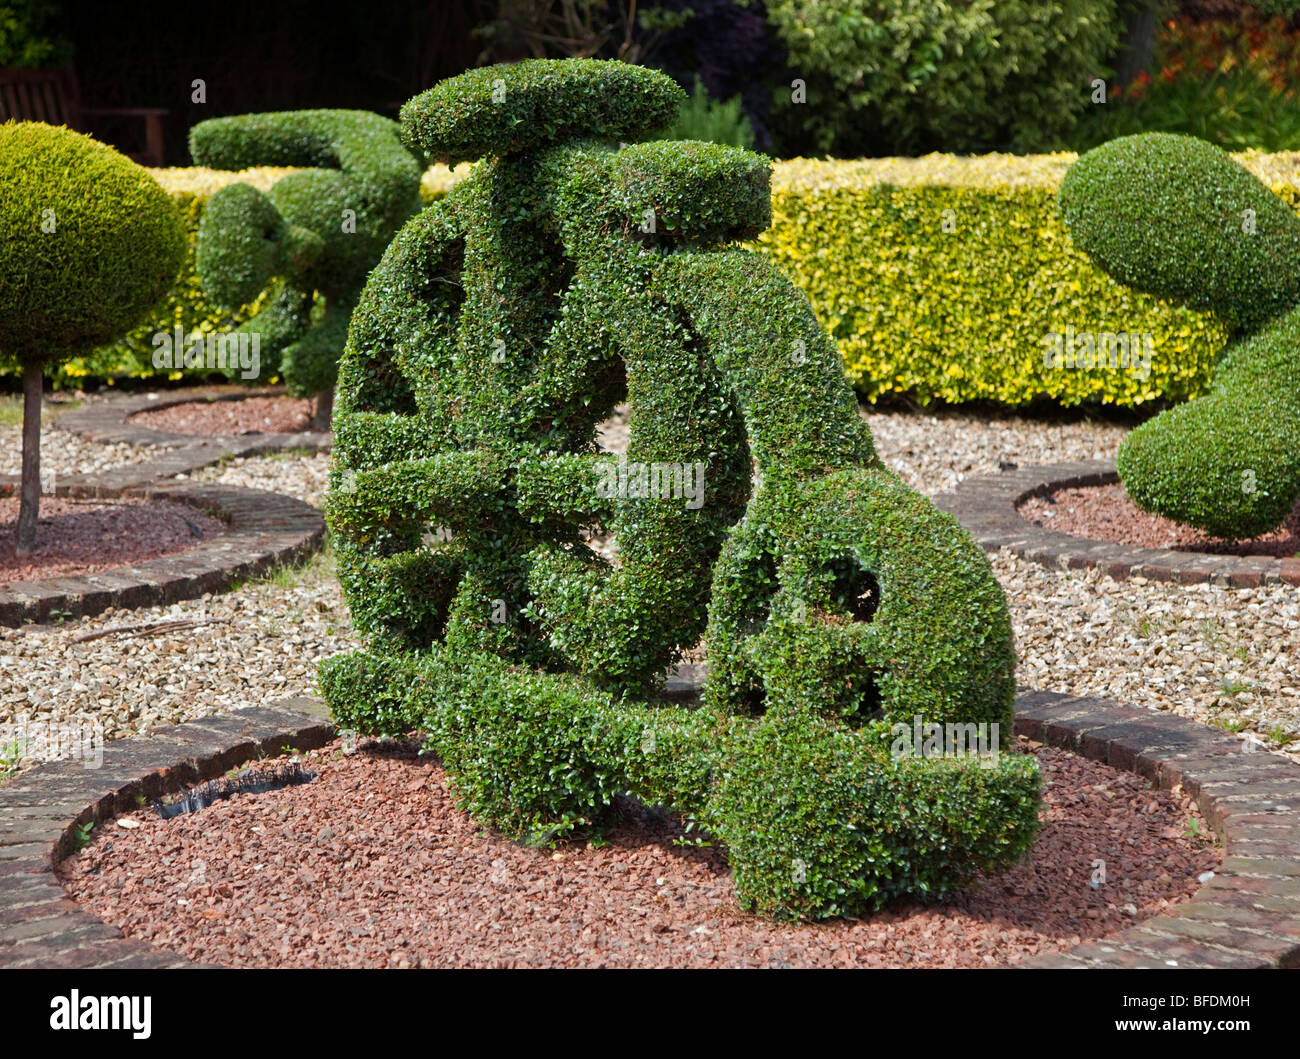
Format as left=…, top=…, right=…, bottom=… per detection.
left=0, top=66, right=165, bottom=162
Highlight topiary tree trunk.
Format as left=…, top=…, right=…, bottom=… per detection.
left=310, top=388, right=334, bottom=433
left=14, top=361, right=43, bottom=556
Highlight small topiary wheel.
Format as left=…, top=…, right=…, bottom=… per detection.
left=321, top=59, right=1041, bottom=920
left=0, top=122, right=185, bottom=553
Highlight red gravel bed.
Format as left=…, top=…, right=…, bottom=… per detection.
left=1020, top=483, right=1300, bottom=556
left=128, top=396, right=314, bottom=436
left=58, top=736, right=1220, bottom=968
left=0, top=497, right=226, bottom=584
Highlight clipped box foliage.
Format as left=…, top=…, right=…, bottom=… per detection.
left=1062, top=132, right=1300, bottom=539
left=0, top=123, right=185, bottom=364
left=188, top=109, right=426, bottom=404
left=319, top=58, right=1040, bottom=921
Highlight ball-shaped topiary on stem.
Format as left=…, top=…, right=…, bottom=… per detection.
left=0, top=122, right=185, bottom=554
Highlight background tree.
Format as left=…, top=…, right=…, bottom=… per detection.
left=0, top=122, right=184, bottom=553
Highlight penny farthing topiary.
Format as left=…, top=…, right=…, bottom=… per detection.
left=319, top=59, right=1041, bottom=920
left=0, top=122, right=185, bottom=554
left=190, top=110, right=425, bottom=426
left=1060, top=132, right=1300, bottom=539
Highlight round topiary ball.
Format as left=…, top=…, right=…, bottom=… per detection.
left=0, top=122, right=186, bottom=362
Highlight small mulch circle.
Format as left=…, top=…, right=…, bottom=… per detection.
left=0, top=497, right=226, bottom=584
left=128, top=396, right=314, bottom=437
left=59, top=735, right=1220, bottom=969
left=1020, top=483, right=1300, bottom=557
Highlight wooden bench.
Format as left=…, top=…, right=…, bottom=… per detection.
left=0, top=66, right=167, bottom=167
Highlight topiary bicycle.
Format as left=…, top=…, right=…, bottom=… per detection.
left=190, top=109, right=425, bottom=427
left=320, top=59, right=1040, bottom=920
left=1060, top=132, right=1300, bottom=540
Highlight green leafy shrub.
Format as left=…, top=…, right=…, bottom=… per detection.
left=1059, top=132, right=1300, bottom=333
left=0, top=1, right=72, bottom=68
left=766, top=0, right=1118, bottom=157
left=1062, top=131, right=1300, bottom=538
left=708, top=712, right=1041, bottom=919
left=0, top=122, right=184, bottom=550
left=651, top=76, right=755, bottom=148
left=763, top=153, right=1230, bottom=408
left=320, top=58, right=1038, bottom=920
left=401, top=58, right=685, bottom=165
left=189, top=109, right=425, bottom=410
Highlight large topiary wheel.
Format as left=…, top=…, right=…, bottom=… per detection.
left=0, top=122, right=185, bottom=553
left=1060, top=132, right=1300, bottom=539
left=319, top=59, right=1040, bottom=920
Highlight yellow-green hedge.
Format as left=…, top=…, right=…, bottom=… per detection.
left=24, top=152, right=1300, bottom=404
left=761, top=151, right=1300, bottom=406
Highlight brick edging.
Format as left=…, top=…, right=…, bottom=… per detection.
left=56, top=386, right=332, bottom=483
left=0, top=698, right=336, bottom=968
left=2, top=692, right=1297, bottom=968
left=0, top=478, right=324, bottom=626
left=933, top=460, right=1300, bottom=588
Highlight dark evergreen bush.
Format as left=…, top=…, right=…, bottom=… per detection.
left=320, top=58, right=1039, bottom=919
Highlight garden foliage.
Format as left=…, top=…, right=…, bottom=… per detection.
left=765, top=0, right=1119, bottom=157
left=1061, top=131, right=1300, bottom=538
left=319, top=58, right=1040, bottom=920
left=0, top=122, right=184, bottom=550
left=189, top=109, right=425, bottom=403
left=34, top=149, right=1294, bottom=409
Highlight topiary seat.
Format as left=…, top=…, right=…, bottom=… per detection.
left=1060, top=132, right=1300, bottom=539
left=319, top=58, right=1040, bottom=920
left=189, top=109, right=426, bottom=426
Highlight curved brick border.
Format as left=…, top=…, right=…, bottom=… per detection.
left=934, top=460, right=1300, bottom=588
left=57, top=385, right=331, bottom=481
left=0, top=698, right=335, bottom=968
left=2, top=691, right=1297, bottom=968
left=0, top=477, right=324, bottom=626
